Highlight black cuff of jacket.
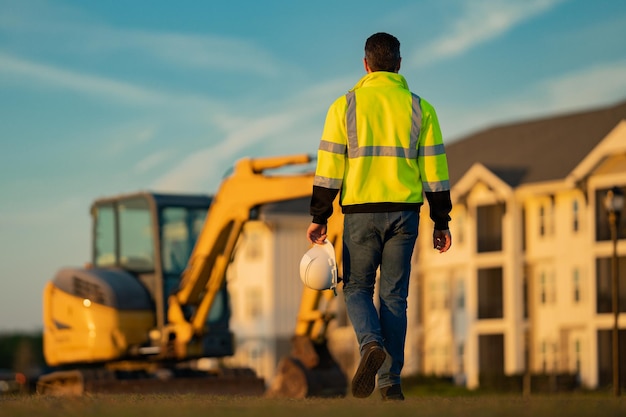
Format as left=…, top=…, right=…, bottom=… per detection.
left=434, top=219, right=450, bottom=230
left=310, top=185, right=339, bottom=225
left=312, top=216, right=327, bottom=225
left=425, top=190, right=452, bottom=230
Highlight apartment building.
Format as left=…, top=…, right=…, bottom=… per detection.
left=416, top=100, right=626, bottom=389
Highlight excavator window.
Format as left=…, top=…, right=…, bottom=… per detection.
left=93, top=197, right=155, bottom=272
left=94, top=203, right=116, bottom=267
left=161, top=206, right=209, bottom=317
left=119, top=199, right=155, bottom=271
left=161, top=206, right=207, bottom=276
left=159, top=204, right=230, bottom=327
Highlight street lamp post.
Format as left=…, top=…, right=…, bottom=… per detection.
left=605, top=186, right=624, bottom=396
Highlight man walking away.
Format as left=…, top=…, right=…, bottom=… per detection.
left=307, top=32, right=452, bottom=401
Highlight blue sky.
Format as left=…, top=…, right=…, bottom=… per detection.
left=1, top=0, right=626, bottom=332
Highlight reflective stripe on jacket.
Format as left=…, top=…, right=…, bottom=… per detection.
left=313, top=71, right=450, bottom=209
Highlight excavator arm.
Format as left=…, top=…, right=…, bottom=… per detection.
left=163, top=154, right=339, bottom=358
left=162, top=153, right=348, bottom=398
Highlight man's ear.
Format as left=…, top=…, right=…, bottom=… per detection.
left=363, top=58, right=372, bottom=73
left=395, top=57, right=402, bottom=73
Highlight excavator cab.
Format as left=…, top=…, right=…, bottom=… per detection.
left=90, top=192, right=235, bottom=358
left=42, top=192, right=234, bottom=367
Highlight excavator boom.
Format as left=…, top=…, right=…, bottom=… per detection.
left=164, top=154, right=347, bottom=397
left=164, top=155, right=321, bottom=352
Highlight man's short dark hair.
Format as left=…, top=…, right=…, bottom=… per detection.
left=364, top=32, right=401, bottom=72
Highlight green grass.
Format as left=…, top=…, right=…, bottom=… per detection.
left=1, top=393, right=625, bottom=417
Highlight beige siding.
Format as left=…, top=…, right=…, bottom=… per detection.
left=416, top=125, right=626, bottom=390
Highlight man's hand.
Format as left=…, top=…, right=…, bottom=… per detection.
left=433, top=229, right=452, bottom=253
left=307, top=222, right=328, bottom=244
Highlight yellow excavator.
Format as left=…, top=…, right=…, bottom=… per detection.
left=37, top=154, right=346, bottom=397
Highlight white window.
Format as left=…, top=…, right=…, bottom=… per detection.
left=572, top=199, right=580, bottom=233
left=245, top=287, right=263, bottom=319
left=573, top=268, right=581, bottom=303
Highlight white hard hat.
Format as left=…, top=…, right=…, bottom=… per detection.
left=299, top=240, right=338, bottom=291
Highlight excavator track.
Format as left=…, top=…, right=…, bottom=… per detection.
left=37, top=367, right=265, bottom=396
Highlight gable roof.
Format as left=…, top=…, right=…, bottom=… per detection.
left=445, top=100, right=626, bottom=187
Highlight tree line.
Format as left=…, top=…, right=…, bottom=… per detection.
left=0, top=332, right=45, bottom=375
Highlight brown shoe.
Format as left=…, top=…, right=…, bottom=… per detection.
left=380, top=384, right=404, bottom=401
left=351, top=342, right=386, bottom=398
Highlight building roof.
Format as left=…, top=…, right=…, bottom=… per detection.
left=445, top=100, right=626, bottom=187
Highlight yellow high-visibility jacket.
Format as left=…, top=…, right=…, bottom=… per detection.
left=311, top=71, right=451, bottom=230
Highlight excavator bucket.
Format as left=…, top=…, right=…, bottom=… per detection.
left=267, top=335, right=347, bottom=398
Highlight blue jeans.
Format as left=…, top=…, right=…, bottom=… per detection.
left=342, top=211, right=419, bottom=388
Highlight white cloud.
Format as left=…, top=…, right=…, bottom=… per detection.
left=0, top=0, right=292, bottom=77
left=149, top=76, right=352, bottom=192
left=0, top=50, right=227, bottom=130
left=121, top=30, right=289, bottom=77
left=443, top=59, right=626, bottom=140
left=409, top=0, right=569, bottom=68
left=0, top=194, right=86, bottom=227
left=0, top=46, right=347, bottom=193
left=134, top=149, right=175, bottom=174
left=495, top=60, right=626, bottom=120
left=541, top=61, right=626, bottom=109
left=0, top=52, right=167, bottom=104
left=103, top=124, right=159, bottom=157
left=150, top=107, right=315, bottom=192
left=0, top=0, right=91, bottom=33
left=149, top=147, right=223, bottom=193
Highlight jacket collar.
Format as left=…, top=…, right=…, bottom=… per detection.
left=350, top=71, right=409, bottom=91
